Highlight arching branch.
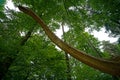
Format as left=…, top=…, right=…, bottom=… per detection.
left=18, top=5, right=120, bottom=76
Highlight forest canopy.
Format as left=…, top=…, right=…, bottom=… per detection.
left=0, top=0, right=120, bottom=80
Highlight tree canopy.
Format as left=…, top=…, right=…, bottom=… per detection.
left=0, top=0, right=120, bottom=80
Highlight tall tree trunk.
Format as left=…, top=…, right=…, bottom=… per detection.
left=62, top=22, right=71, bottom=80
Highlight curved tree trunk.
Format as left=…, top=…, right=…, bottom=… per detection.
left=18, top=5, right=120, bottom=76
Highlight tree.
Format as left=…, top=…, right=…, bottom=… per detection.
left=18, top=5, right=120, bottom=76
left=1, top=0, right=120, bottom=79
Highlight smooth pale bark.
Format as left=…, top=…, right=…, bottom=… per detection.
left=18, top=6, right=120, bottom=76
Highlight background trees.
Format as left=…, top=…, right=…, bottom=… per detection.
left=0, top=0, right=120, bottom=80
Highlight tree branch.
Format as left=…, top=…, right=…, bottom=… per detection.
left=18, top=5, right=120, bottom=76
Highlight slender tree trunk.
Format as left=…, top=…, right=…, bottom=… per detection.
left=62, top=22, right=71, bottom=80
left=84, top=35, right=102, bottom=57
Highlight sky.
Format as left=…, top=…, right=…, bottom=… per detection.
left=86, top=28, right=118, bottom=43
left=5, top=0, right=14, bottom=9
left=5, top=0, right=118, bottom=43
left=5, top=0, right=19, bottom=11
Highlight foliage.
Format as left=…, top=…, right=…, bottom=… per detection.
left=102, top=41, right=120, bottom=57
left=88, top=0, right=120, bottom=37
left=0, top=0, right=6, bottom=10
left=4, top=35, right=66, bottom=79
left=0, top=0, right=120, bottom=79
